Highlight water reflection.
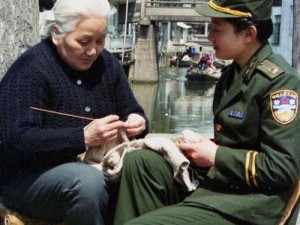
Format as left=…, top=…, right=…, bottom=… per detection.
left=130, top=67, right=215, bottom=137
left=130, top=82, right=158, bottom=123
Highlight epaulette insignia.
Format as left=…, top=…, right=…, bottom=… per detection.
left=270, top=90, right=298, bottom=124
left=257, top=59, right=284, bottom=79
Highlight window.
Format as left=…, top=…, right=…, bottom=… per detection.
left=270, top=15, right=281, bottom=45
left=273, top=0, right=282, bottom=7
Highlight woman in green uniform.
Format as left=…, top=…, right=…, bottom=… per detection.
left=112, top=0, right=300, bottom=224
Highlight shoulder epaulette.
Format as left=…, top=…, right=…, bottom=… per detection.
left=256, top=59, right=284, bottom=79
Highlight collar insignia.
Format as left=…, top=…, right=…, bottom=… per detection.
left=270, top=90, right=298, bottom=124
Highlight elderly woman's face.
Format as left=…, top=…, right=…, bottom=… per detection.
left=52, top=16, right=107, bottom=71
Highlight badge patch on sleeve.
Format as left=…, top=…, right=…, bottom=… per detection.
left=270, top=90, right=298, bottom=124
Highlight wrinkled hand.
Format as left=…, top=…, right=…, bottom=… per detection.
left=124, top=113, right=146, bottom=138
left=84, top=115, right=125, bottom=148
left=178, top=134, right=218, bottom=167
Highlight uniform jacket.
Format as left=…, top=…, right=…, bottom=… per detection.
left=184, top=42, right=300, bottom=225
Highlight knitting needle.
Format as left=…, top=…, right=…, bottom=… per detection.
left=30, top=106, right=94, bottom=121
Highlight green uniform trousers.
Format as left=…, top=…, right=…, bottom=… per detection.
left=112, top=150, right=251, bottom=225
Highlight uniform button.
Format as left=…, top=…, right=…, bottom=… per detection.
left=215, top=123, right=222, bottom=132
left=85, top=106, right=91, bottom=112
left=193, top=180, right=200, bottom=187
left=76, top=80, right=82, bottom=85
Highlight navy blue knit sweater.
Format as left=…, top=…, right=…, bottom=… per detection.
left=0, top=39, right=148, bottom=184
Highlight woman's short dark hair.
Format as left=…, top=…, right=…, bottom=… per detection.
left=225, top=18, right=273, bottom=42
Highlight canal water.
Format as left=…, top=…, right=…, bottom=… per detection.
left=130, top=67, right=215, bottom=137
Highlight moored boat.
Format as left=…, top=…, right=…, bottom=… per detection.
left=169, top=56, right=198, bottom=68
left=185, top=68, right=220, bottom=82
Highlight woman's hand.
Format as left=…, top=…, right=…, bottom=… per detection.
left=83, top=115, right=124, bottom=148
left=124, top=113, right=146, bottom=138
left=178, top=134, right=219, bottom=167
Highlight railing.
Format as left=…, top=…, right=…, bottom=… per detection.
left=143, top=0, right=210, bottom=22
left=145, top=0, right=208, bottom=8
left=105, top=35, right=134, bottom=53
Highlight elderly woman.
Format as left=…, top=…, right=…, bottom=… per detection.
left=0, top=0, right=148, bottom=224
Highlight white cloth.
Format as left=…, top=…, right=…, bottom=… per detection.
left=79, top=130, right=199, bottom=191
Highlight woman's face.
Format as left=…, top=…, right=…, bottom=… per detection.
left=52, top=16, right=107, bottom=71
left=208, top=18, right=246, bottom=61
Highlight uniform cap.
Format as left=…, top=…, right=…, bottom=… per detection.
left=195, top=0, right=273, bottom=20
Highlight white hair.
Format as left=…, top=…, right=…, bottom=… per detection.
left=40, top=0, right=111, bottom=39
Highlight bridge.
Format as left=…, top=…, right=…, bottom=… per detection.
left=143, top=0, right=209, bottom=22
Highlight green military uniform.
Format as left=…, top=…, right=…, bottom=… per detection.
left=112, top=0, right=300, bottom=224
left=112, top=42, right=300, bottom=225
